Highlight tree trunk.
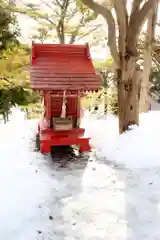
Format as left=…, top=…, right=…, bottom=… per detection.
left=104, top=90, right=108, bottom=114
left=117, top=56, right=139, bottom=134
left=3, top=113, right=6, bottom=124
left=139, top=0, right=158, bottom=113
left=104, top=80, right=108, bottom=114
left=56, top=21, right=65, bottom=44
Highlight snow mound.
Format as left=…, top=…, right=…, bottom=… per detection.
left=85, top=111, right=160, bottom=169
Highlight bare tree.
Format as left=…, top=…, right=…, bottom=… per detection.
left=139, top=0, right=159, bottom=113
left=6, top=0, right=101, bottom=44
left=81, top=0, right=157, bottom=133
left=31, top=27, right=52, bottom=43
left=96, top=58, right=116, bottom=114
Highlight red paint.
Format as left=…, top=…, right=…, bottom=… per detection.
left=30, top=43, right=100, bottom=154
left=30, top=43, right=100, bottom=91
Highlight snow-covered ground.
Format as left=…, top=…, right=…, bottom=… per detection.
left=85, top=110, right=160, bottom=169
left=1, top=108, right=160, bottom=240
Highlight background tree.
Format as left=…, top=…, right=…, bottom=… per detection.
left=150, top=36, right=160, bottom=102
left=31, top=27, right=52, bottom=43
left=0, top=1, right=41, bottom=122
left=95, top=58, right=116, bottom=114
left=137, top=30, right=160, bottom=104
left=6, top=0, right=101, bottom=44
left=81, top=0, right=158, bottom=133
left=0, top=44, right=40, bottom=122
left=152, top=36, right=160, bottom=74
left=0, top=0, right=20, bottom=53
left=139, top=0, right=159, bottom=113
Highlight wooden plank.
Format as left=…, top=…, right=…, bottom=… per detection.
left=34, top=61, right=89, bottom=65
left=34, top=45, right=86, bottom=49
left=35, top=56, right=86, bottom=61
left=32, top=66, right=91, bottom=69
left=35, top=56, right=88, bottom=60
left=31, top=81, right=99, bottom=84
left=31, top=71, right=95, bottom=74
left=35, top=61, right=87, bottom=64
left=31, top=78, right=97, bottom=81
left=32, top=88, right=99, bottom=91
left=30, top=71, right=95, bottom=75
left=32, top=59, right=91, bottom=64
left=36, top=47, right=85, bottom=50
left=32, top=61, right=91, bottom=65
left=31, top=87, right=99, bottom=90
left=30, top=75, right=97, bottom=79
left=31, top=82, right=99, bottom=87
left=34, top=62, right=89, bottom=65
left=33, top=58, right=90, bottom=64
left=36, top=50, right=85, bottom=54
left=31, top=85, right=99, bottom=89
left=31, top=84, right=99, bottom=88
left=31, top=65, right=91, bottom=69
left=36, top=51, right=85, bottom=56
left=31, top=75, right=99, bottom=79
left=31, top=82, right=99, bottom=86
left=34, top=57, right=90, bottom=61
left=35, top=55, right=86, bottom=58
left=30, top=73, right=96, bottom=78
left=36, top=54, right=86, bottom=58
left=34, top=45, right=86, bottom=51
left=35, top=59, right=73, bottom=63
left=31, top=72, right=93, bottom=75
left=31, top=79, right=99, bottom=84
left=31, top=78, right=99, bottom=82
left=34, top=44, right=86, bottom=48
left=31, top=70, right=92, bottom=74
left=33, top=88, right=99, bottom=91
left=31, top=69, right=94, bottom=73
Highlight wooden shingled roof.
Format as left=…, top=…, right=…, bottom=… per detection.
left=30, top=43, right=100, bottom=92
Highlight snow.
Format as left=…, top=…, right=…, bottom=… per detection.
left=84, top=110, right=160, bottom=169
left=0, top=108, right=160, bottom=239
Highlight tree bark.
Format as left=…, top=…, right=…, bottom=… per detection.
left=56, top=20, right=65, bottom=44
left=104, top=88, right=108, bottom=114
left=103, top=73, right=108, bottom=114
left=117, top=56, right=139, bottom=133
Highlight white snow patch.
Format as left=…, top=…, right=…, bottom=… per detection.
left=84, top=111, right=160, bottom=169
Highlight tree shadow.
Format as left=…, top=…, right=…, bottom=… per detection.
left=98, top=155, right=160, bottom=240
left=90, top=150, right=160, bottom=240
left=24, top=133, right=90, bottom=239
left=122, top=167, right=160, bottom=240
